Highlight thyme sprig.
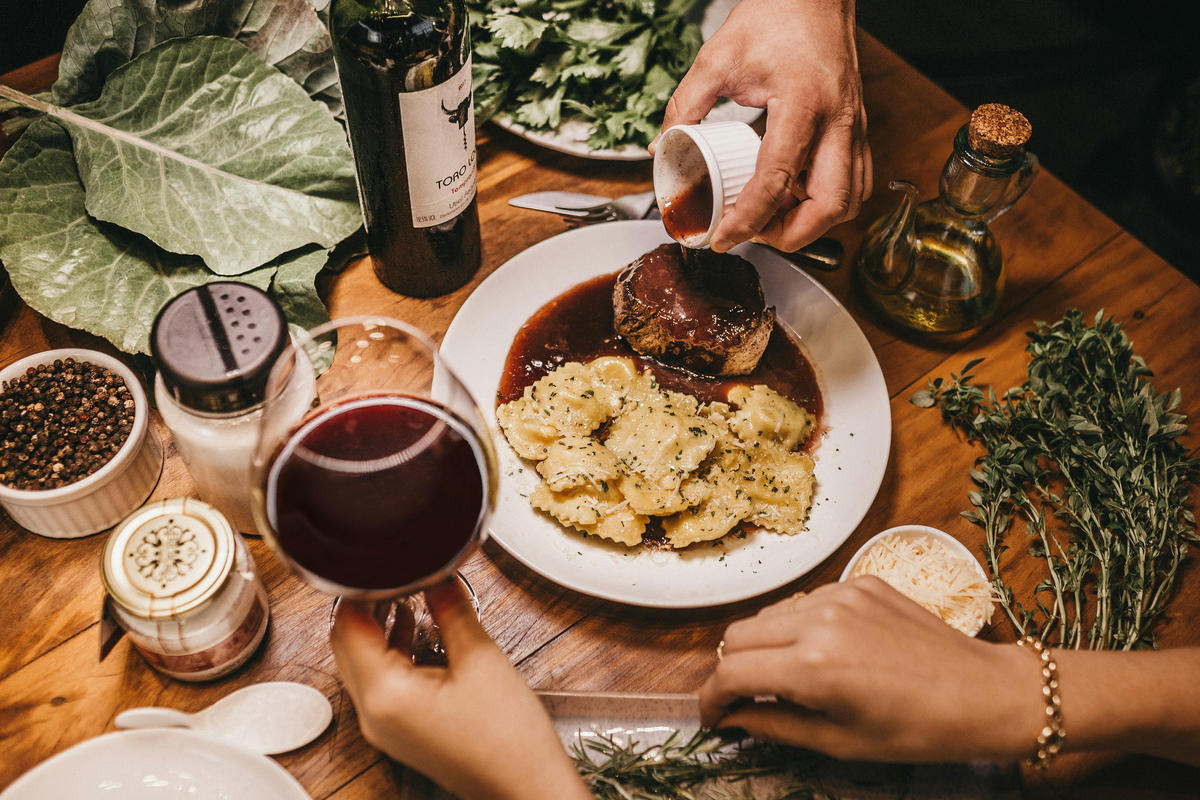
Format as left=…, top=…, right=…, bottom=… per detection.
left=911, top=309, right=1200, bottom=650
left=570, top=728, right=829, bottom=799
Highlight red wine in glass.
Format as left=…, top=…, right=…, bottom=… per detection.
left=266, top=394, right=488, bottom=593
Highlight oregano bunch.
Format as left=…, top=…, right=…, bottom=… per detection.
left=911, top=309, right=1200, bottom=650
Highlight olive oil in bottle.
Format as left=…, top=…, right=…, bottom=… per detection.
left=855, top=104, right=1038, bottom=334
left=331, top=0, right=481, bottom=297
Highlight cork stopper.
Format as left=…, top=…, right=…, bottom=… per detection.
left=968, top=104, right=1031, bottom=159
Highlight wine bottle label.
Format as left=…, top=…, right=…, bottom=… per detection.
left=398, top=57, right=477, bottom=229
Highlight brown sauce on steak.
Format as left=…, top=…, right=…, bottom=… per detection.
left=497, top=271, right=823, bottom=436
left=616, top=244, right=764, bottom=351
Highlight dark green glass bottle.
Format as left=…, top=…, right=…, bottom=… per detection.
left=331, top=0, right=481, bottom=297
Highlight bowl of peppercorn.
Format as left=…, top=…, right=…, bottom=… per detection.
left=0, top=349, right=163, bottom=538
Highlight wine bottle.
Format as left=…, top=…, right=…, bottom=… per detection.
left=330, top=0, right=481, bottom=298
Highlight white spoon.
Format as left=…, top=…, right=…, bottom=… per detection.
left=114, top=682, right=333, bottom=755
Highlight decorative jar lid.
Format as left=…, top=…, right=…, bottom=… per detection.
left=101, top=498, right=235, bottom=620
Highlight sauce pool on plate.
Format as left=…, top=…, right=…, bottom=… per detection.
left=497, top=271, right=823, bottom=435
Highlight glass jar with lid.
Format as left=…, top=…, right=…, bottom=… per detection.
left=101, top=498, right=270, bottom=681
left=151, top=283, right=316, bottom=535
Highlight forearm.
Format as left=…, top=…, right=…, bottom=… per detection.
left=1056, top=648, right=1200, bottom=766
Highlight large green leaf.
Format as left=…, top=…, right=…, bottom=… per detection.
left=52, top=0, right=342, bottom=117
left=32, top=37, right=360, bottom=277
left=270, top=243, right=336, bottom=373
left=270, top=244, right=330, bottom=334
left=0, top=117, right=314, bottom=355
left=234, top=0, right=342, bottom=117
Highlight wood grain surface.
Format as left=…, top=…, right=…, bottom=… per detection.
left=1, top=33, right=1197, bottom=799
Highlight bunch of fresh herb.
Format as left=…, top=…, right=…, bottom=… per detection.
left=469, top=0, right=702, bottom=150
left=0, top=0, right=357, bottom=355
left=911, top=310, right=1200, bottom=650
left=571, top=728, right=831, bottom=799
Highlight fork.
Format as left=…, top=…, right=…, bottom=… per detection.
left=556, top=191, right=658, bottom=222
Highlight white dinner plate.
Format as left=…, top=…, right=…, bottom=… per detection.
left=0, top=729, right=311, bottom=800
left=490, top=0, right=762, bottom=161
left=441, top=221, right=890, bottom=608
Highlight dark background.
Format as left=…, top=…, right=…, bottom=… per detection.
left=858, top=0, right=1200, bottom=284
left=3, top=0, right=1199, bottom=281
left=0, top=0, right=91, bottom=75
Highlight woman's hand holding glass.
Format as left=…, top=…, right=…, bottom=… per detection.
left=331, top=579, right=593, bottom=800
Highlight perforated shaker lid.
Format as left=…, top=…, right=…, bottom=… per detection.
left=101, top=498, right=235, bottom=620
left=151, top=283, right=289, bottom=414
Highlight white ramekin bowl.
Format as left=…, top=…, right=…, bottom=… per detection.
left=0, top=349, right=163, bottom=538
left=839, top=525, right=991, bottom=637
left=653, top=121, right=761, bottom=248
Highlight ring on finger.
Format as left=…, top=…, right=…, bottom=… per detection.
left=789, top=591, right=808, bottom=612
left=717, top=639, right=725, bottom=661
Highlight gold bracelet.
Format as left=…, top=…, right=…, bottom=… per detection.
left=1016, top=635, right=1066, bottom=770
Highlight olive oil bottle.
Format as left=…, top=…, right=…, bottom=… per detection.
left=855, top=104, right=1038, bottom=334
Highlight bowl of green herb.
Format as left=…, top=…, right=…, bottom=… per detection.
left=470, top=0, right=761, bottom=160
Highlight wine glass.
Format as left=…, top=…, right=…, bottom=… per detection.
left=251, top=316, right=497, bottom=659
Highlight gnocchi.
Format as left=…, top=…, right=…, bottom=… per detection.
left=529, top=481, right=647, bottom=546
left=498, top=358, right=818, bottom=550
left=604, top=392, right=718, bottom=490
left=728, top=385, right=816, bottom=451
left=535, top=436, right=621, bottom=492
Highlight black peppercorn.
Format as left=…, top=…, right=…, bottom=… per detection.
left=0, top=360, right=136, bottom=490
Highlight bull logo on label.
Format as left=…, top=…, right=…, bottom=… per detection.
left=442, top=93, right=472, bottom=150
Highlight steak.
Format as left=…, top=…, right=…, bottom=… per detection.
left=613, top=244, right=775, bottom=376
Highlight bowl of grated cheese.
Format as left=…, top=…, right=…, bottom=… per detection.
left=840, top=525, right=996, bottom=637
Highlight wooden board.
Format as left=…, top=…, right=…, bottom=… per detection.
left=0, top=32, right=1195, bottom=799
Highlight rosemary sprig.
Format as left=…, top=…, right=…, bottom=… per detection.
left=911, top=309, right=1200, bottom=650
left=570, top=728, right=829, bottom=799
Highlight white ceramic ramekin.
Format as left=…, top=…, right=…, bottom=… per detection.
left=0, top=349, right=163, bottom=538
left=653, top=121, right=761, bottom=248
left=840, top=525, right=991, bottom=637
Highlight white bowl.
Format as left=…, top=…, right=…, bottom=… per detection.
left=840, top=525, right=991, bottom=636
left=0, top=349, right=163, bottom=538
left=653, top=121, right=761, bottom=248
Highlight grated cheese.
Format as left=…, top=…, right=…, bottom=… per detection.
left=606, top=498, right=631, bottom=514
left=851, top=534, right=996, bottom=634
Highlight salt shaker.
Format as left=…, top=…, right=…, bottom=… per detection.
left=101, top=498, right=270, bottom=681
left=151, top=283, right=315, bottom=534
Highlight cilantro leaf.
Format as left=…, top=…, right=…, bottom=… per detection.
left=487, top=14, right=549, bottom=49
left=514, top=83, right=568, bottom=128
left=565, top=18, right=644, bottom=46
left=613, top=28, right=654, bottom=79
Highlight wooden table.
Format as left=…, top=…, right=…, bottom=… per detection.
left=2, top=34, right=1198, bottom=799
